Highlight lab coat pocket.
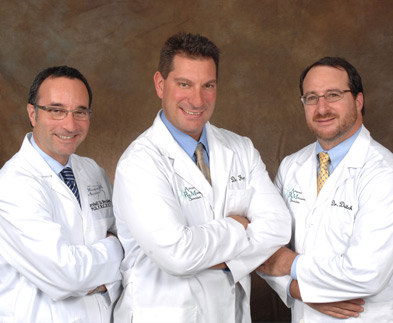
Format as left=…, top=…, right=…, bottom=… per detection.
left=133, top=306, right=197, bottom=323
left=224, top=188, right=252, bottom=217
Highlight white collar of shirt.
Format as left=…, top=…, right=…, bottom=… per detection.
left=29, top=133, right=72, bottom=178
left=316, top=125, right=362, bottom=174
left=160, top=110, right=210, bottom=165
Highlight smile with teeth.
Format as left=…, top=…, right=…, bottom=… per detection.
left=181, top=107, right=202, bottom=116
left=57, top=134, right=76, bottom=140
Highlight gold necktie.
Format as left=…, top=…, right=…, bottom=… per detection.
left=317, top=152, right=330, bottom=195
left=195, top=143, right=211, bottom=185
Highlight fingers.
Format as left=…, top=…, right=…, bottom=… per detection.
left=307, top=300, right=364, bottom=319
left=347, top=298, right=365, bottom=305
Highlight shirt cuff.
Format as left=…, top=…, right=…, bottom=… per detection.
left=290, top=255, right=300, bottom=280
left=286, top=278, right=295, bottom=299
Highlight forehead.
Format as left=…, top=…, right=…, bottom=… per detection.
left=170, top=54, right=216, bottom=79
left=38, top=76, right=89, bottom=104
left=303, top=66, right=349, bottom=92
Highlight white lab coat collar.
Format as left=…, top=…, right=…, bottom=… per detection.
left=19, top=133, right=82, bottom=211
left=294, top=126, right=371, bottom=209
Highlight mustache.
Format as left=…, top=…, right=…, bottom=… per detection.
left=314, top=113, right=337, bottom=121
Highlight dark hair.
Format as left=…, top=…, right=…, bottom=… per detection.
left=158, top=32, right=220, bottom=79
left=299, top=57, right=365, bottom=115
left=28, top=65, right=92, bottom=108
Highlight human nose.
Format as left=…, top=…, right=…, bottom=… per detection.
left=61, top=111, right=78, bottom=131
left=315, top=95, right=329, bottom=113
left=189, top=88, right=204, bottom=108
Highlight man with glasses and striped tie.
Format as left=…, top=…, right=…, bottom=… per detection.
left=258, top=57, right=393, bottom=322
left=0, top=66, right=123, bottom=322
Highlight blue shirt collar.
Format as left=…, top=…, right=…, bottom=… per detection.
left=29, top=134, right=72, bottom=177
left=160, top=110, right=209, bottom=161
left=316, top=125, right=362, bottom=173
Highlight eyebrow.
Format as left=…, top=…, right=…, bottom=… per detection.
left=304, top=88, right=342, bottom=95
left=174, top=77, right=217, bottom=85
left=47, top=102, right=89, bottom=110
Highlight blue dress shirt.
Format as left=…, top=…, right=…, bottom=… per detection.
left=160, top=110, right=210, bottom=166
left=30, top=134, right=73, bottom=178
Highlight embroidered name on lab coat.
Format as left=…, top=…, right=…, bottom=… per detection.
left=230, top=174, right=245, bottom=182
left=90, top=199, right=112, bottom=211
left=331, top=199, right=353, bottom=210
left=285, top=188, right=306, bottom=204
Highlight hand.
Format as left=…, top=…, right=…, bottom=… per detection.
left=228, top=215, right=250, bottom=230
left=306, top=298, right=365, bottom=319
left=257, top=247, right=297, bottom=276
left=88, top=284, right=107, bottom=294
left=210, top=262, right=228, bottom=270
left=289, top=279, right=301, bottom=300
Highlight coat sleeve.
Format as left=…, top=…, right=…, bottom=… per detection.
left=297, top=167, right=393, bottom=302
left=0, top=173, right=123, bottom=302
left=225, top=138, right=292, bottom=283
left=113, top=145, right=250, bottom=277
left=256, top=159, right=294, bottom=307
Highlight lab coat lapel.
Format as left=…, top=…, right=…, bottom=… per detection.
left=153, top=115, right=214, bottom=208
left=295, top=145, right=317, bottom=210
left=314, top=126, right=370, bottom=208
left=49, top=164, right=82, bottom=210
left=206, top=123, right=234, bottom=219
left=20, top=134, right=75, bottom=204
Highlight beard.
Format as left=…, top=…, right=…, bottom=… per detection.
left=307, top=108, right=359, bottom=144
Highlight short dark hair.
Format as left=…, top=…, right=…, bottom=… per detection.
left=158, top=32, right=220, bottom=79
left=299, top=57, right=365, bottom=115
left=28, top=65, right=92, bottom=108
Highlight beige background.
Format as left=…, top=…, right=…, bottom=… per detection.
left=1, top=1, right=393, bottom=322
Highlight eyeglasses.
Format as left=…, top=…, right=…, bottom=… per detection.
left=35, top=105, right=92, bottom=121
left=300, top=89, right=352, bottom=105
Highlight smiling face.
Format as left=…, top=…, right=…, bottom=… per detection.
left=154, top=54, right=217, bottom=141
left=302, top=66, right=363, bottom=150
left=27, top=76, right=90, bottom=165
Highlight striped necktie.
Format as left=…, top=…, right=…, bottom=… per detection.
left=61, top=167, right=81, bottom=206
left=195, top=143, right=211, bottom=185
left=317, top=152, right=330, bottom=195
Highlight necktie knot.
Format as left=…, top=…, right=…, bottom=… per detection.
left=61, top=167, right=81, bottom=206
left=317, top=152, right=330, bottom=195
left=195, top=143, right=211, bottom=185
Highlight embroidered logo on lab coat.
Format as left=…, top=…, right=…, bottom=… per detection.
left=178, top=186, right=202, bottom=202
left=285, top=188, right=306, bottom=204
left=87, top=183, right=112, bottom=211
left=88, top=183, right=107, bottom=199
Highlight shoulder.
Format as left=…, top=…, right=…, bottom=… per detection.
left=209, top=124, right=254, bottom=150
left=368, top=138, right=393, bottom=165
left=71, top=154, right=110, bottom=181
left=280, top=143, right=315, bottom=168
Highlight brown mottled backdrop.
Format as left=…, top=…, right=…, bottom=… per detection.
left=1, top=1, right=393, bottom=322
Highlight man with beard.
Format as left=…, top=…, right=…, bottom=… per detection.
left=258, top=57, right=393, bottom=322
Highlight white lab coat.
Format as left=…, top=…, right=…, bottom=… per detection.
left=0, top=133, right=123, bottom=323
left=263, top=126, right=393, bottom=322
left=113, top=111, right=291, bottom=323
